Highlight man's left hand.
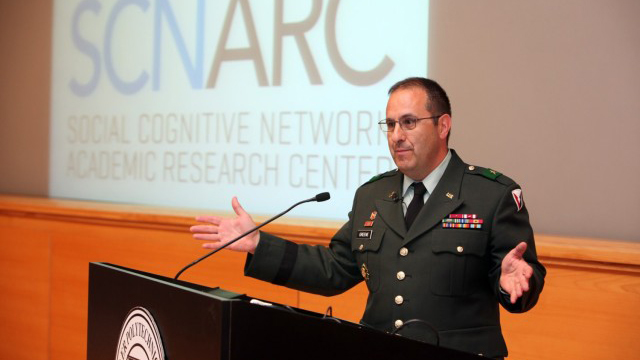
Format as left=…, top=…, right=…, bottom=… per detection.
left=500, top=242, right=534, bottom=304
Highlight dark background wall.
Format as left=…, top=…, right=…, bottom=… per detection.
left=0, top=0, right=51, bottom=196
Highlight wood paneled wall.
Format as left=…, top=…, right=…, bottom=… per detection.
left=1, top=195, right=639, bottom=360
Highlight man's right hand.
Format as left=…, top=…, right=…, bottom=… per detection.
left=190, top=197, right=260, bottom=254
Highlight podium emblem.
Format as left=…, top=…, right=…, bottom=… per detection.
left=115, top=307, right=165, bottom=360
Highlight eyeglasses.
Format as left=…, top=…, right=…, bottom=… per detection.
left=378, top=115, right=442, bottom=132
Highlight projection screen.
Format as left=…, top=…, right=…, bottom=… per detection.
left=49, top=0, right=431, bottom=220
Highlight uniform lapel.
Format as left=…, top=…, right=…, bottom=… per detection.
left=374, top=173, right=406, bottom=238
left=402, top=150, right=466, bottom=246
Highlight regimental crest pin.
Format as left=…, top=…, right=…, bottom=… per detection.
left=446, top=192, right=454, bottom=199
left=370, top=211, right=377, bottom=220
left=511, top=188, right=524, bottom=212
left=360, top=263, right=370, bottom=281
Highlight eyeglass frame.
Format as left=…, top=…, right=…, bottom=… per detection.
left=378, top=115, right=443, bottom=132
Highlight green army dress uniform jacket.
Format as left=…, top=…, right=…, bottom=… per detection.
left=244, top=149, right=546, bottom=359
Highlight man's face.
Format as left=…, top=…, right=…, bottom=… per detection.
left=385, top=87, right=450, bottom=180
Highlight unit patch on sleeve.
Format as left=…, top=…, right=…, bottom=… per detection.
left=512, top=188, right=524, bottom=212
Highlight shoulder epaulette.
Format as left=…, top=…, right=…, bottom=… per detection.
left=362, top=169, right=397, bottom=186
left=465, top=165, right=513, bottom=185
left=481, top=167, right=502, bottom=180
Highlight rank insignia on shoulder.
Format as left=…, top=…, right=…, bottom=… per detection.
left=468, top=165, right=503, bottom=181
left=482, top=168, right=502, bottom=180
left=512, top=188, right=524, bottom=212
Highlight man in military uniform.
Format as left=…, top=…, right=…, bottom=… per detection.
left=191, top=77, right=545, bottom=359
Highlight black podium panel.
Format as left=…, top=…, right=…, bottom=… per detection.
left=88, top=263, right=233, bottom=360
left=87, top=262, right=484, bottom=360
left=228, top=301, right=483, bottom=360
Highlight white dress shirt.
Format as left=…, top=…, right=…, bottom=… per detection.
left=401, top=149, right=452, bottom=215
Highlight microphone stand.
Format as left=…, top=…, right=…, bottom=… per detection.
left=175, top=193, right=330, bottom=280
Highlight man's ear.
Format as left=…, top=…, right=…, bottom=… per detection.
left=438, top=114, right=452, bottom=140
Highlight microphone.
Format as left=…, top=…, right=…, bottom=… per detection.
left=314, top=192, right=330, bottom=202
left=175, top=192, right=331, bottom=280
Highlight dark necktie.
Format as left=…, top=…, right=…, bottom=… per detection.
left=405, top=182, right=427, bottom=229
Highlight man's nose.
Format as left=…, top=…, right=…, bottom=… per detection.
left=390, top=124, right=406, bottom=142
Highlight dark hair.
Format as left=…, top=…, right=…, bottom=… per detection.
left=388, top=77, right=452, bottom=118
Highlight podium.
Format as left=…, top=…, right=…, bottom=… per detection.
left=87, top=262, right=484, bottom=360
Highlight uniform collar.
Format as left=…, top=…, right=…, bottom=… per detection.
left=374, top=149, right=465, bottom=241
left=402, top=149, right=466, bottom=245
left=402, top=149, right=452, bottom=198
